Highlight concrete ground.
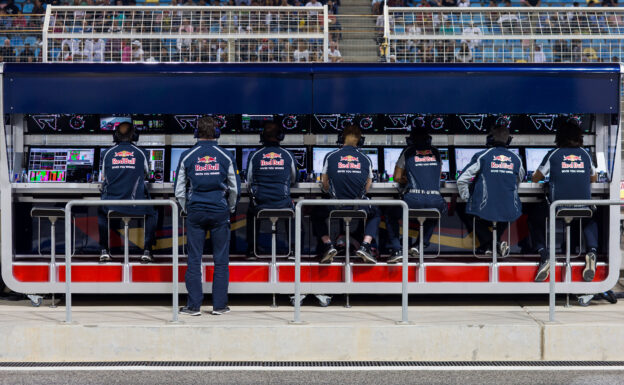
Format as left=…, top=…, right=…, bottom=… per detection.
left=0, top=281, right=624, bottom=362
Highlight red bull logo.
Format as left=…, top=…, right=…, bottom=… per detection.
left=415, top=150, right=432, bottom=156
left=195, top=155, right=219, bottom=172
left=260, top=152, right=285, bottom=167
left=338, top=155, right=361, bottom=170
left=491, top=154, right=514, bottom=170
left=562, top=154, right=585, bottom=169
left=414, top=150, right=436, bottom=163
left=112, top=150, right=135, bottom=165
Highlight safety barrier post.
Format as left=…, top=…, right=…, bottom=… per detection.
left=64, top=199, right=179, bottom=324
left=548, top=199, right=622, bottom=322
left=292, top=199, right=409, bottom=324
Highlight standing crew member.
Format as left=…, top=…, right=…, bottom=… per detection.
left=457, top=122, right=524, bottom=256
left=98, top=122, right=158, bottom=264
left=312, top=125, right=381, bottom=264
left=531, top=118, right=598, bottom=282
left=385, top=131, right=448, bottom=263
left=245, top=122, right=297, bottom=260
left=175, top=117, right=240, bottom=316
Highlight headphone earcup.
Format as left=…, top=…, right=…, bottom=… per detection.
left=214, top=127, right=221, bottom=139
left=506, top=136, right=513, bottom=146
left=358, top=136, right=365, bottom=147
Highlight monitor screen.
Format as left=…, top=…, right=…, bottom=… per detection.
left=167, top=114, right=234, bottom=134
left=312, top=147, right=338, bottom=175
left=454, top=147, right=520, bottom=179
left=147, top=148, right=165, bottom=183
left=28, top=148, right=95, bottom=183
left=241, top=147, right=258, bottom=171
left=132, top=114, right=165, bottom=132
left=26, top=114, right=99, bottom=133
left=241, top=115, right=273, bottom=133
left=360, top=148, right=379, bottom=172
left=525, top=147, right=553, bottom=180
left=169, top=147, right=189, bottom=182
left=223, top=147, right=237, bottom=163
left=285, top=147, right=307, bottom=170
left=100, top=116, right=131, bottom=131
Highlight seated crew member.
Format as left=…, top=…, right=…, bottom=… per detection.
left=457, top=122, right=524, bottom=257
left=385, top=131, right=448, bottom=263
left=312, top=124, right=381, bottom=264
left=98, top=122, right=158, bottom=264
left=531, top=118, right=598, bottom=282
left=245, top=122, right=297, bottom=260
left=175, top=117, right=240, bottom=316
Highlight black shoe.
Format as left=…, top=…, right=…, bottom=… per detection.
left=583, top=251, right=597, bottom=282
left=320, top=242, right=337, bottom=264
left=99, top=249, right=112, bottom=263
left=535, top=259, right=550, bottom=282
left=141, top=250, right=154, bottom=264
left=179, top=306, right=201, bottom=316
left=599, top=290, right=618, bottom=304
left=356, top=242, right=377, bottom=264
left=211, top=306, right=231, bottom=315
left=387, top=250, right=403, bottom=264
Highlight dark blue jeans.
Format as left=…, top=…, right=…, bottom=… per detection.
left=185, top=210, right=231, bottom=311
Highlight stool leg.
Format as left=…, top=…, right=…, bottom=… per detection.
left=271, top=219, right=278, bottom=308
left=418, top=218, right=425, bottom=283
left=49, top=218, right=57, bottom=309
left=344, top=219, right=351, bottom=309
left=123, top=218, right=130, bottom=283
left=492, top=222, right=498, bottom=283
left=565, top=221, right=572, bottom=308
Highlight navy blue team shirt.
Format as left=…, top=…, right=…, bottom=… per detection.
left=322, top=145, right=373, bottom=199
left=246, top=145, right=297, bottom=209
left=174, top=140, right=241, bottom=214
left=536, top=147, right=596, bottom=202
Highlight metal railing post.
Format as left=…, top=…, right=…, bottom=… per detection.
left=323, top=4, right=329, bottom=63
left=63, top=199, right=179, bottom=324
left=292, top=199, right=409, bottom=324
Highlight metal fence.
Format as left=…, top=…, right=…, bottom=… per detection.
left=384, top=7, right=624, bottom=63
left=43, top=5, right=328, bottom=63
left=0, top=14, right=44, bottom=63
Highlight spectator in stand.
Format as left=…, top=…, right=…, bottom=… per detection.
left=461, top=21, right=482, bottom=51
left=0, top=38, right=13, bottom=62
left=441, top=0, right=457, bottom=6
left=13, top=11, right=27, bottom=28
left=236, top=0, right=251, bottom=5
left=533, top=45, right=546, bottom=63
left=22, top=0, right=34, bottom=14
left=131, top=40, right=144, bottom=62
left=84, top=38, right=104, bottom=62
left=4, top=0, right=20, bottom=15
left=522, top=0, right=541, bottom=6
left=19, top=43, right=35, bottom=62
left=455, top=42, right=472, bottom=62
left=372, top=0, right=383, bottom=14
left=293, top=41, right=309, bottom=62
left=328, top=41, right=342, bottom=62
left=32, top=0, right=45, bottom=14
left=458, top=0, right=470, bottom=7
left=121, top=39, right=132, bottom=62
left=177, top=19, right=194, bottom=53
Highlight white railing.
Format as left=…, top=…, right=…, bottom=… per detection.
left=384, top=7, right=624, bottom=63
left=43, top=5, right=329, bottom=63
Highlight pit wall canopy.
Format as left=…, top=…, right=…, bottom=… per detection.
left=2, top=63, right=620, bottom=115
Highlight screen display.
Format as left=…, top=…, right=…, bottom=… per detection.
left=100, top=116, right=131, bottom=131
left=360, top=148, right=379, bottom=171
left=312, top=114, right=378, bottom=133
left=26, top=114, right=99, bottom=133
left=241, top=147, right=258, bottom=171
left=525, top=147, right=553, bottom=180
left=132, top=114, right=165, bottom=132
left=380, top=114, right=426, bottom=133
left=312, top=147, right=338, bottom=175
left=241, top=115, right=273, bottom=133
left=168, top=114, right=235, bottom=134
left=146, top=148, right=165, bottom=183
left=454, top=147, right=520, bottom=179
left=28, top=148, right=95, bottom=183
left=169, top=147, right=189, bottom=182
left=285, top=147, right=307, bottom=170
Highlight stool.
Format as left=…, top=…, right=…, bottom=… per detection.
left=409, top=209, right=441, bottom=283
left=254, top=209, right=294, bottom=308
left=471, top=218, right=511, bottom=282
left=556, top=207, right=593, bottom=307
left=31, top=207, right=68, bottom=308
left=107, top=211, right=146, bottom=283
left=329, top=209, right=367, bottom=308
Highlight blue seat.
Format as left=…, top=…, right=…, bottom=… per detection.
left=24, top=36, right=37, bottom=47
left=10, top=36, right=23, bottom=48
left=22, top=3, right=33, bottom=13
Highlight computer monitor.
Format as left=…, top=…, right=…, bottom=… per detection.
left=146, top=148, right=165, bottom=183
left=169, top=147, right=189, bottom=182
left=100, top=116, right=131, bottom=131
left=312, top=147, right=338, bottom=175
left=285, top=147, right=307, bottom=170
left=454, top=147, right=520, bottom=179
left=241, top=147, right=258, bottom=171
left=223, top=147, right=237, bottom=163
left=28, top=148, right=95, bottom=183
left=241, top=115, right=273, bottom=133
left=360, top=148, right=379, bottom=172
left=525, top=147, right=553, bottom=180
left=132, top=114, right=165, bottom=132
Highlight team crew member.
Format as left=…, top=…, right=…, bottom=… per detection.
left=175, top=117, right=241, bottom=316
left=531, top=119, right=598, bottom=282
left=98, top=122, right=158, bottom=264
left=457, top=123, right=524, bottom=256
left=312, top=125, right=381, bottom=264
left=385, top=131, right=448, bottom=263
left=245, top=122, right=297, bottom=260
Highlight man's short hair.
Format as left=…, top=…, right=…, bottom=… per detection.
left=555, top=119, right=583, bottom=147
left=197, top=116, right=216, bottom=139
left=490, top=124, right=510, bottom=144
left=342, top=124, right=362, bottom=142
left=261, top=121, right=281, bottom=143
left=116, top=122, right=135, bottom=142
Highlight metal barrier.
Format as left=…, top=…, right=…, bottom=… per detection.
left=548, top=199, right=621, bottom=322
left=293, top=199, right=410, bottom=324
left=64, top=199, right=179, bottom=323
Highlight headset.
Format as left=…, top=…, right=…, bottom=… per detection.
left=259, top=124, right=285, bottom=144
left=566, top=115, right=582, bottom=128
left=337, top=131, right=365, bottom=147
left=193, top=116, right=221, bottom=139
left=113, top=122, right=139, bottom=143
left=406, top=131, right=432, bottom=147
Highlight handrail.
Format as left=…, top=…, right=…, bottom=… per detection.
left=293, top=199, right=410, bottom=324
left=548, top=199, right=622, bottom=322
left=64, top=199, right=179, bottom=323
